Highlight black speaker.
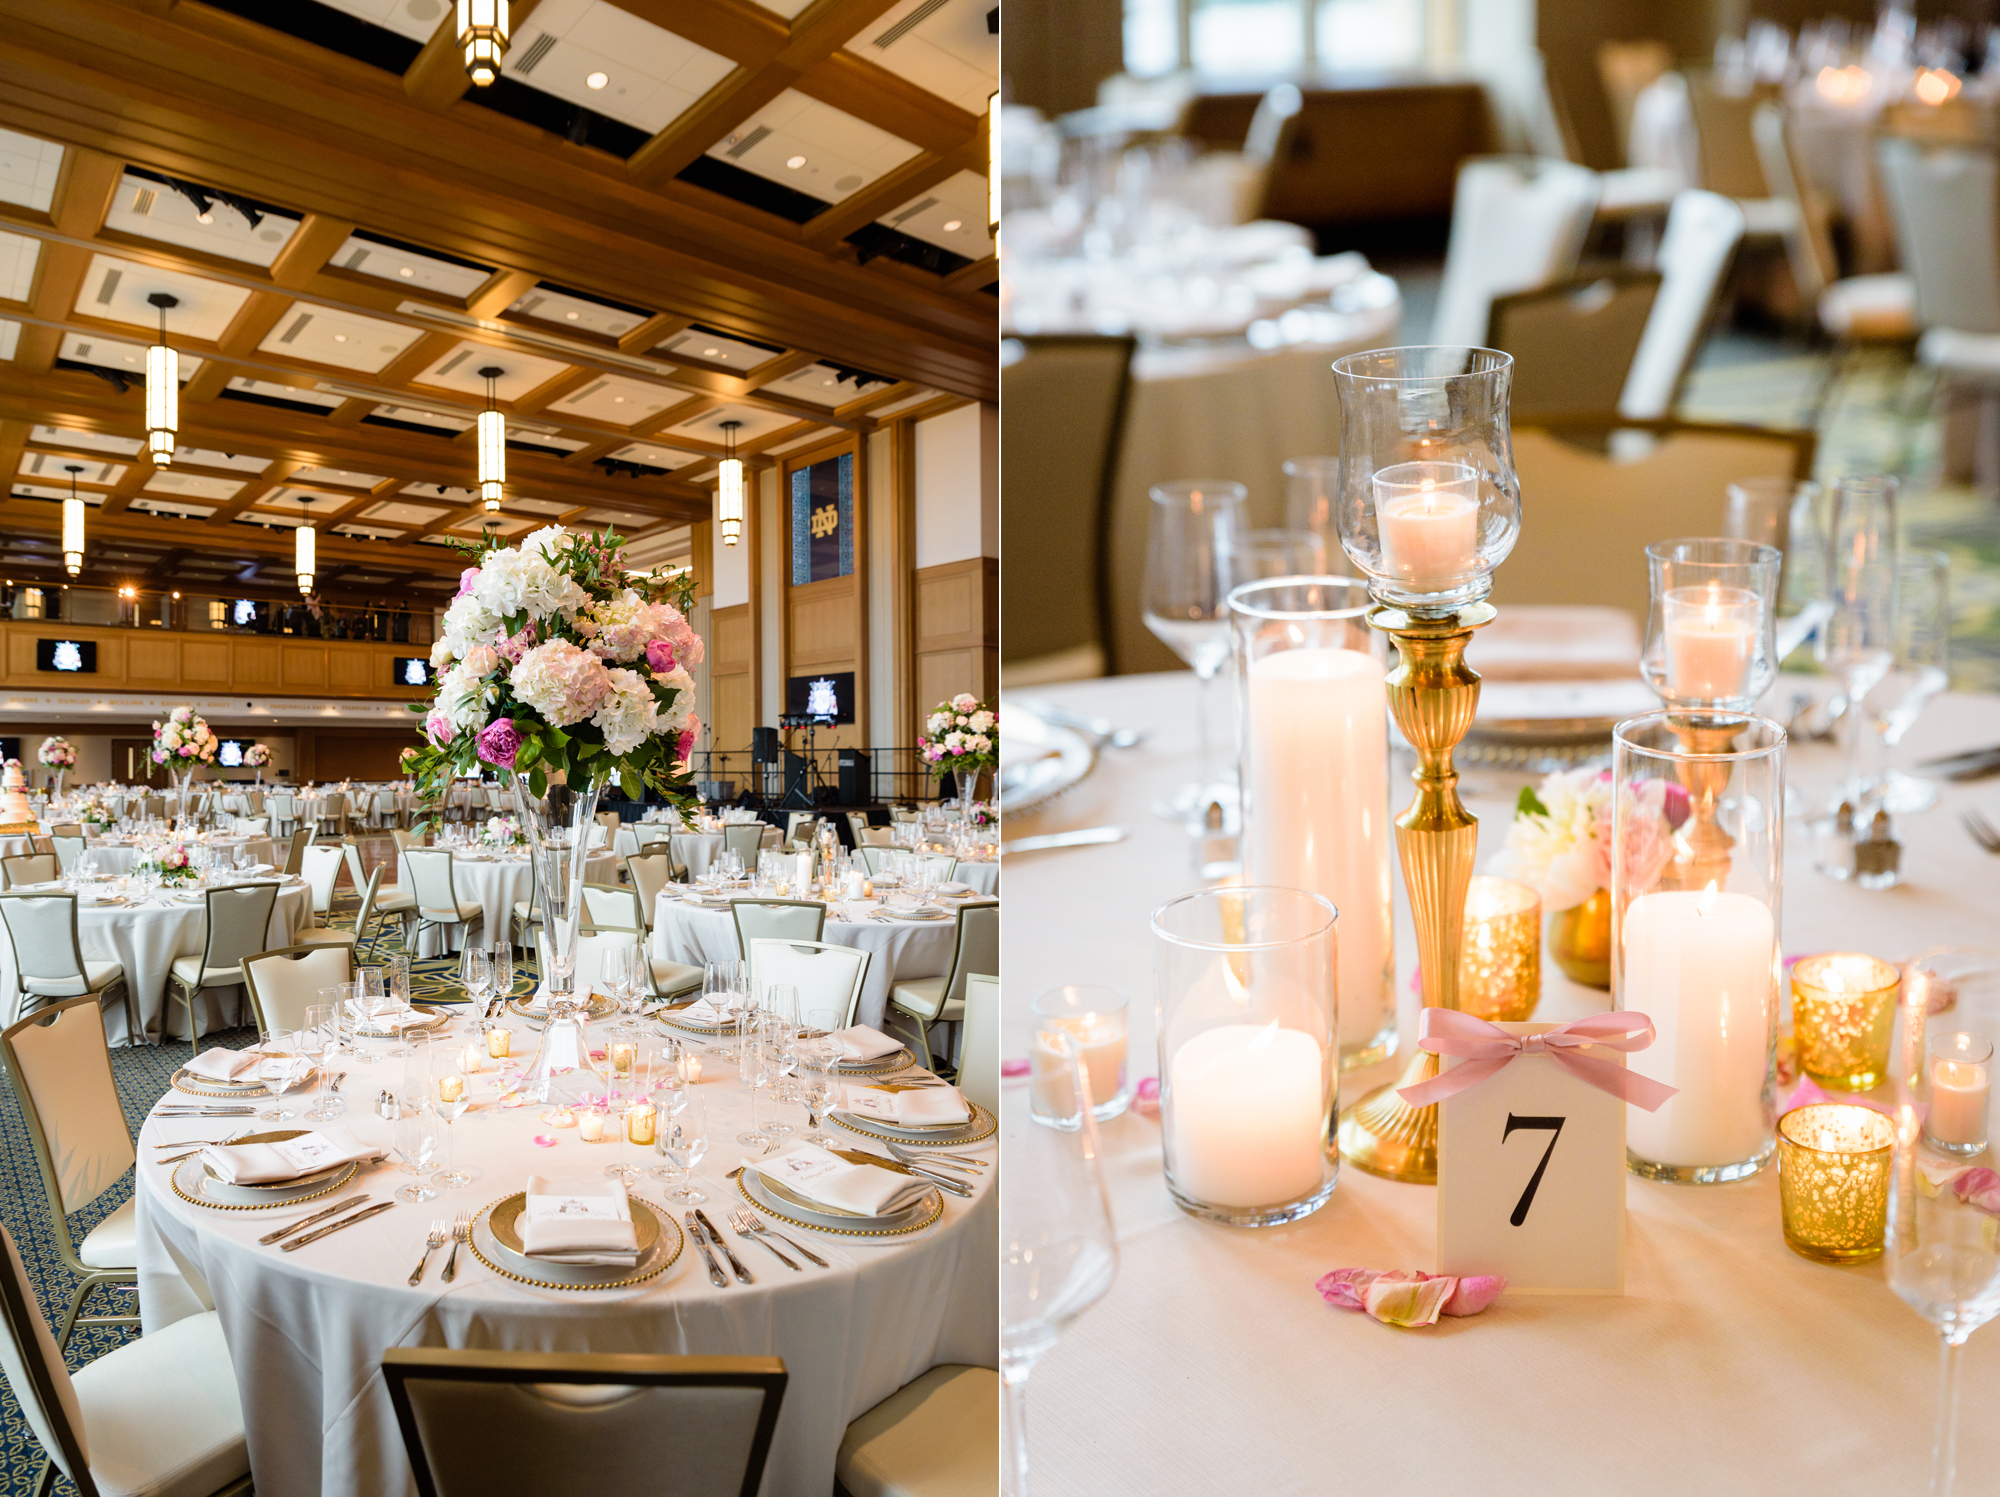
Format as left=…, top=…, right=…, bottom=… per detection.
left=751, top=727, right=780, bottom=765
left=837, top=747, right=871, bottom=804
left=780, top=751, right=814, bottom=809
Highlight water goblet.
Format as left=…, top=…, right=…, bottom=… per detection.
left=459, top=946, right=491, bottom=1029
left=257, top=1031, right=315, bottom=1122
left=301, top=1004, right=346, bottom=1122
left=392, top=1105, right=441, bottom=1204
left=660, top=1092, right=708, bottom=1205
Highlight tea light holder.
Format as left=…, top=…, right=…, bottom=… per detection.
left=1641, top=540, right=1781, bottom=711
left=610, top=1041, right=637, bottom=1077
left=1925, top=1031, right=1992, bottom=1155
left=1777, top=1102, right=1895, bottom=1263
left=577, top=1108, right=607, bottom=1142
left=625, top=1101, right=658, bottom=1147
left=1030, top=985, right=1131, bottom=1126
left=458, top=1044, right=484, bottom=1075
left=1459, top=875, right=1541, bottom=1023
left=436, top=1074, right=465, bottom=1104
left=1792, top=953, right=1900, bottom=1092
left=678, top=1052, right=704, bottom=1085
left=487, top=1028, right=512, bottom=1060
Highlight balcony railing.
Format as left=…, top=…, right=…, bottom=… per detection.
left=0, top=585, right=435, bottom=645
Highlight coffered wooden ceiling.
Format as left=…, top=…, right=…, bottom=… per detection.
left=0, top=0, right=994, bottom=600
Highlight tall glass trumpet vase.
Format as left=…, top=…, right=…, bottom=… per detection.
left=169, top=768, right=198, bottom=833
left=1325, top=345, right=1522, bottom=1185
left=510, top=770, right=613, bottom=1104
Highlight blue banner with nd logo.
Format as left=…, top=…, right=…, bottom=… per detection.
left=789, top=452, right=854, bottom=585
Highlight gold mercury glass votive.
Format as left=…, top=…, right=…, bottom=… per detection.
left=1458, top=875, right=1541, bottom=1023
left=1791, top=953, right=1900, bottom=1091
left=487, top=1027, right=512, bottom=1059
left=1777, top=1103, right=1895, bottom=1263
left=626, top=1103, right=657, bottom=1146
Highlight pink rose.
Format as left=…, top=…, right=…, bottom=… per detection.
left=425, top=709, right=456, bottom=746
left=476, top=717, right=523, bottom=770
left=646, top=639, right=678, bottom=675
left=455, top=566, right=480, bottom=600
left=178, top=744, right=195, bottom=758
left=676, top=726, right=696, bottom=763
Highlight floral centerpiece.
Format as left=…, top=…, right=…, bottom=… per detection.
left=73, top=793, right=113, bottom=831
left=482, top=813, right=525, bottom=848
left=918, top=694, right=997, bottom=817
left=135, top=841, right=197, bottom=886
left=151, top=707, right=217, bottom=830
left=1491, top=767, right=1689, bottom=988
left=38, top=736, right=74, bottom=801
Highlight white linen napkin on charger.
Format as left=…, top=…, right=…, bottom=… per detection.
left=750, top=1142, right=931, bottom=1216
left=185, top=1047, right=262, bottom=1082
left=829, top=1025, right=902, bottom=1063
left=201, top=1124, right=382, bottom=1185
left=671, top=997, right=728, bottom=1024
left=838, top=1080, right=971, bottom=1128
left=518, top=1176, right=640, bottom=1265
left=935, top=881, right=977, bottom=898
left=354, top=1004, right=429, bottom=1034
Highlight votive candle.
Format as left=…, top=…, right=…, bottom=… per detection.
left=1778, top=1103, right=1894, bottom=1263
left=578, top=1108, right=606, bottom=1142
left=678, top=1052, right=704, bottom=1085
left=626, top=1102, right=657, bottom=1146
left=436, top=1075, right=464, bottom=1104
left=1031, top=985, right=1130, bottom=1122
left=610, top=1041, right=636, bottom=1077
left=1459, top=875, right=1541, bottom=1023
left=1373, top=461, right=1479, bottom=590
left=487, top=1028, right=512, bottom=1059
left=1792, top=953, right=1900, bottom=1092
left=1663, top=585, right=1757, bottom=702
left=1926, top=1031, right=1992, bottom=1153
left=458, top=1044, right=484, bottom=1074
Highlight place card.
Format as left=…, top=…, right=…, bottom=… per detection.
left=1435, top=1022, right=1626, bottom=1295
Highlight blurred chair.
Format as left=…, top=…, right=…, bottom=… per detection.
left=1684, top=71, right=1792, bottom=238
left=49, top=835, right=86, bottom=874
left=1, top=853, right=56, bottom=889
left=744, top=938, right=870, bottom=1027
left=1598, top=40, right=1676, bottom=164
left=0, top=892, right=132, bottom=1033
left=167, top=882, right=281, bottom=1044
left=299, top=844, right=344, bottom=928
left=1172, top=82, right=1304, bottom=223
left=721, top=822, right=766, bottom=869
left=999, top=335, right=1135, bottom=684
left=1488, top=269, right=1661, bottom=419
left=1619, top=190, right=1746, bottom=418
left=958, top=972, right=999, bottom=1114
left=1496, top=417, right=1815, bottom=624
left=1430, top=156, right=1599, bottom=348
left=836, top=1364, right=997, bottom=1497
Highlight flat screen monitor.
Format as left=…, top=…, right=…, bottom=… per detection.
left=393, top=657, right=433, bottom=687
left=784, top=671, right=853, bottom=725
left=216, top=739, right=256, bottom=769
left=36, top=639, right=95, bottom=673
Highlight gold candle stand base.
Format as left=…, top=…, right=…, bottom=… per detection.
left=1336, top=600, right=1494, bottom=1184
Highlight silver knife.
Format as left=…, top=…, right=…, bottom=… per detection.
left=998, top=826, right=1126, bottom=857
left=685, top=1211, right=729, bottom=1287
left=832, top=1147, right=972, bottom=1197
left=282, top=1200, right=395, bottom=1251
left=695, top=1208, right=753, bottom=1284
left=258, top=1194, right=369, bottom=1245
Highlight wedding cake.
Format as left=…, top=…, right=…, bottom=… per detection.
left=0, top=761, right=35, bottom=833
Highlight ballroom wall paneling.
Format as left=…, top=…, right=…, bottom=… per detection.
left=293, top=728, right=420, bottom=783
left=914, top=556, right=998, bottom=712
left=0, top=623, right=432, bottom=702
left=709, top=604, right=755, bottom=757
left=915, top=403, right=995, bottom=570
left=6, top=729, right=302, bottom=786
left=782, top=432, right=866, bottom=752
left=757, top=467, right=783, bottom=747
left=865, top=427, right=900, bottom=754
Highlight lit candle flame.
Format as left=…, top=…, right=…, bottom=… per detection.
left=1697, top=880, right=1718, bottom=917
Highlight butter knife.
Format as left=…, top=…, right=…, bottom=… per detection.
left=831, top=1147, right=972, bottom=1197
left=695, top=1208, right=753, bottom=1284
left=258, top=1194, right=369, bottom=1245
left=281, top=1200, right=394, bottom=1251
left=685, top=1211, right=729, bottom=1288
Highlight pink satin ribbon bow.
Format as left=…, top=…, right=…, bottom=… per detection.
left=1396, top=1008, right=1680, bottom=1112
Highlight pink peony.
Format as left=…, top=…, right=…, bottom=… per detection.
left=476, top=717, right=523, bottom=770
left=455, top=566, right=480, bottom=600
left=646, top=639, right=678, bottom=676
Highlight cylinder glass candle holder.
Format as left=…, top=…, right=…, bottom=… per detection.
left=1329, top=346, right=1519, bottom=612
left=1778, top=1102, right=1895, bottom=1263
left=1791, top=953, right=1900, bottom=1092
left=1924, top=1031, right=1992, bottom=1155
left=1460, top=875, right=1541, bottom=1023
left=1642, top=539, right=1781, bottom=710
left=1230, top=576, right=1394, bottom=1070
left=1613, top=711, right=1785, bottom=1183
left=1031, top=985, right=1131, bottom=1127
left=1152, top=886, right=1338, bottom=1226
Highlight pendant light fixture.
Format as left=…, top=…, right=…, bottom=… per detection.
left=145, top=293, right=179, bottom=466
left=988, top=91, right=1000, bottom=237
left=716, top=419, right=744, bottom=547
left=62, top=465, right=84, bottom=578
left=456, top=0, right=510, bottom=86
left=476, top=365, right=506, bottom=512
left=296, top=492, right=316, bottom=596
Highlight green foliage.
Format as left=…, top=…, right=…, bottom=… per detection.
left=1516, top=784, right=1550, bottom=820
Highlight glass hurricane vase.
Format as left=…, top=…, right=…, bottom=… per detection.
left=510, top=768, right=613, bottom=1104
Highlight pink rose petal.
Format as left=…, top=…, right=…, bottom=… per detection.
left=1317, top=1266, right=1505, bottom=1326
left=533, top=1135, right=557, bottom=1147
left=1132, top=1077, right=1160, bottom=1116
left=1955, top=1167, right=2000, bottom=1213
left=1001, top=1058, right=1029, bottom=1078
left=1443, top=1275, right=1506, bottom=1316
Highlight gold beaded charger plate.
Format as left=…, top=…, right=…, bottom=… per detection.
left=510, top=993, right=617, bottom=1026
left=656, top=1004, right=734, bottom=1035
left=469, top=1192, right=681, bottom=1291
left=170, top=1066, right=272, bottom=1099
left=736, top=1166, right=943, bottom=1237
left=170, top=1149, right=361, bottom=1211
left=354, top=1005, right=453, bottom=1037
left=999, top=704, right=1096, bottom=816
left=830, top=1101, right=995, bottom=1147
left=834, top=1045, right=916, bottom=1077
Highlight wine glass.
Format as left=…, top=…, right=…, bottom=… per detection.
left=302, top=1004, right=345, bottom=1122
left=660, top=1092, right=708, bottom=1205
left=1141, top=480, right=1247, bottom=821
left=764, top=984, right=800, bottom=1139
left=459, top=944, right=491, bottom=1022
left=257, top=1031, right=315, bottom=1122
left=1858, top=548, right=1950, bottom=814
left=1002, top=1027, right=1118, bottom=1497
left=737, top=1017, right=774, bottom=1146
left=1815, top=475, right=1899, bottom=810
left=705, top=961, right=740, bottom=1061
left=430, top=1065, right=471, bottom=1190
left=392, top=1105, right=441, bottom=1204
left=487, top=940, right=514, bottom=1015
left=800, top=1033, right=836, bottom=1145
left=606, top=943, right=646, bottom=1037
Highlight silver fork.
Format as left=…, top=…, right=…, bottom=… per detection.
left=409, top=1219, right=446, bottom=1285
left=440, top=1210, right=471, bottom=1282
left=727, top=1209, right=800, bottom=1270
left=736, top=1207, right=830, bottom=1268
left=1964, top=809, right=2000, bottom=854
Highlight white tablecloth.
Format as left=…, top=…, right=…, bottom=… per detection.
left=397, top=850, right=621, bottom=956
left=1003, top=671, right=2000, bottom=1494
left=954, top=859, right=998, bottom=897
left=0, top=879, right=313, bottom=1045
left=650, top=891, right=955, bottom=1030
left=132, top=1026, right=995, bottom=1497
left=670, top=828, right=781, bottom=879
left=78, top=837, right=277, bottom=878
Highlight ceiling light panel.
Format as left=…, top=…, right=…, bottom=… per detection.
left=414, top=340, right=569, bottom=399
left=60, top=331, right=207, bottom=381
left=13, top=484, right=104, bottom=504
left=449, top=515, right=530, bottom=536
left=868, top=388, right=940, bottom=417
left=105, top=173, right=302, bottom=267
left=744, top=0, right=813, bottom=18
left=707, top=90, right=922, bottom=204
left=227, top=376, right=344, bottom=409
left=255, top=304, right=425, bottom=373
left=131, top=497, right=218, bottom=518
left=237, top=511, right=308, bottom=530
left=77, top=254, right=249, bottom=339
left=332, top=234, right=492, bottom=298
left=169, top=447, right=271, bottom=474
left=334, top=524, right=409, bottom=540
left=402, top=482, right=479, bottom=505
left=508, top=427, right=588, bottom=452
left=361, top=500, right=451, bottom=525
left=0, top=232, right=39, bottom=302
left=502, top=497, right=573, bottom=516
left=576, top=507, right=658, bottom=528
left=369, top=403, right=473, bottom=431
left=257, top=486, right=353, bottom=512
left=144, top=471, right=245, bottom=501
left=31, top=425, right=143, bottom=457
left=658, top=328, right=785, bottom=368
left=766, top=362, right=891, bottom=409
left=0, top=320, right=18, bottom=361
left=880, top=168, right=993, bottom=256
left=0, top=128, right=61, bottom=212
left=611, top=443, right=695, bottom=470
left=845, top=0, right=998, bottom=112
left=550, top=374, right=673, bottom=424
left=507, top=286, right=647, bottom=340
left=308, top=0, right=439, bottom=43
left=290, top=464, right=386, bottom=488
left=503, top=0, right=733, bottom=134
left=667, top=403, right=793, bottom=443
left=19, top=454, right=123, bottom=485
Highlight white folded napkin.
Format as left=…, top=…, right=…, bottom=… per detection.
left=935, top=882, right=976, bottom=898
left=830, top=1024, right=902, bottom=1063
left=881, top=905, right=946, bottom=920
left=518, top=1175, right=640, bottom=1265
left=838, top=1081, right=971, bottom=1128
left=750, top=1141, right=931, bottom=1217
left=201, top=1124, right=381, bottom=1185
left=185, top=1046, right=262, bottom=1082
left=355, top=1004, right=429, bottom=1034
left=671, top=997, right=728, bottom=1024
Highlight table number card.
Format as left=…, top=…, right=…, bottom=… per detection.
left=1435, top=1022, right=1629, bottom=1295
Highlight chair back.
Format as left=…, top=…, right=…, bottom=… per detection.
left=857, top=845, right=888, bottom=876
left=1877, top=135, right=2000, bottom=334
left=721, top=823, right=765, bottom=867
left=1597, top=40, right=1674, bottom=165
left=300, top=845, right=344, bottom=917
left=1487, top=270, right=1661, bottom=420
left=844, top=813, right=869, bottom=842
left=633, top=824, right=674, bottom=850
left=1000, top=335, right=1134, bottom=681
left=858, top=828, right=892, bottom=848
left=200, top=882, right=281, bottom=976
left=580, top=883, right=644, bottom=935
left=0, top=1220, right=89, bottom=1493
left=46, top=823, right=82, bottom=839
left=1750, top=101, right=1838, bottom=304
left=1430, top=156, right=1598, bottom=349
left=940, top=901, right=998, bottom=1009
left=0, top=893, right=85, bottom=985
left=245, top=791, right=265, bottom=815
left=745, top=939, right=870, bottom=1028
left=784, top=812, right=813, bottom=842
left=1, top=853, right=56, bottom=889
left=729, top=900, right=826, bottom=968
left=1, top=993, right=133, bottom=1219
left=282, top=828, right=312, bottom=876
left=392, top=828, right=428, bottom=853
left=49, top=836, right=87, bottom=874
left=1619, top=188, right=1745, bottom=418
left=534, top=928, right=640, bottom=996
left=236, top=816, right=272, bottom=837
left=244, top=944, right=355, bottom=1034
left=383, top=1348, right=785, bottom=1497
left=140, top=795, right=165, bottom=820
left=959, top=973, right=1000, bottom=1114
left=340, top=843, right=372, bottom=902
left=922, top=853, right=959, bottom=882
left=405, top=850, right=467, bottom=921
left=625, top=851, right=673, bottom=915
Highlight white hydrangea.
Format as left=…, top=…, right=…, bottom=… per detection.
left=437, top=660, right=493, bottom=732
left=653, top=665, right=696, bottom=729
left=966, top=710, right=994, bottom=733
left=590, top=667, right=661, bottom=755
left=439, top=591, right=501, bottom=665
left=472, top=545, right=586, bottom=623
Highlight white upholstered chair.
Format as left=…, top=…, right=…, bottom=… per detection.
left=167, top=882, right=281, bottom=1043
left=835, top=1364, right=998, bottom=1497
left=1430, top=156, right=1598, bottom=349
left=1619, top=189, right=1746, bottom=419
left=745, top=938, right=871, bottom=1028
left=887, top=901, right=998, bottom=1072
left=405, top=849, right=487, bottom=952
left=958, top=973, right=999, bottom=1115
left=0, top=892, right=133, bottom=1034
left=243, top=943, right=356, bottom=1035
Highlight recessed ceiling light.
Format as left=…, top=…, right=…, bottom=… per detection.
left=822, top=378, right=835, bottom=386
left=943, top=219, right=963, bottom=231
left=565, top=311, right=579, bottom=320
left=398, top=266, right=414, bottom=278
left=196, top=212, right=213, bottom=224
left=333, top=334, right=348, bottom=342
left=124, top=355, right=136, bottom=364
left=703, top=348, right=719, bottom=357
left=586, top=71, right=609, bottom=89
left=612, top=395, right=626, bottom=403
left=785, top=155, right=807, bottom=169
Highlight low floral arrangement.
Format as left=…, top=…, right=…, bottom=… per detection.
left=135, top=842, right=196, bottom=885
left=152, top=707, right=218, bottom=767
left=482, top=814, right=525, bottom=848
left=73, top=794, right=113, bottom=829
left=966, top=800, right=995, bottom=827
left=399, top=746, right=419, bottom=769
left=918, top=694, right=997, bottom=780
left=410, top=525, right=703, bottom=809
left=1489, top=767, right=1689, bottom=912
left=242, top=744, right=271, bottom=769
left=37, top=737, right=74, bottom=769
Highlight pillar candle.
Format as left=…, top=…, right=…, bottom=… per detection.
left=1664, top=587, right=1755, bottom=701
left=795, top=851, right=812, bottom=891
left=1928, top=1035, right=1991, bottom=1147
left=1244, top=647, right=1392, bottom=1055
left=1374, top=465, right=1479, bottom=590
left=1168, top=1023, right=1327, bottom=1208
left=1621, top=885, right=1775, bottom=1167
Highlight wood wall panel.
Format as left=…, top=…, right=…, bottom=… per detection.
left=711, top=671, right=755, bottom=758
left=282, top=646, right=328, bottom=690
left=328, top=651, right=374, bottom=691
left=912, top=556, right=997, bottom=710
left=183, top=641, right=231, bottom=685
left=0, top=623, right=432, bottom=701
left=128, top=636, right=178, bottom=682
left=713, top=607, right=754, bottom=673
left=232, top=643, right=280, bottom=688
left=788, top=578, right=858, bottom=669
left=708, top=603, right=753, bottom=754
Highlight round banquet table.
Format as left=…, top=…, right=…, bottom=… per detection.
left=0, top=877, right=313, bottom=1046
left=131, top=1024, right=996, bottom=1497
left=396, top=849, right=621, bottom=957
left=1002, top=670, right=2000, bottom=1495
left=953, top=858, right=998, bottom=897
left=650, top=891, right=955, bottom=1030
left=670, top=827, right=780, bottom=879
left=78, top=836, right=278, bottom=878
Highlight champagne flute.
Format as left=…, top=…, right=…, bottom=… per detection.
left=392, top=1105, right=441, bottom=1204
left=661, top=1092, right=708, bottom=1205
left=459, top=946, right=491, bottom=1034
left=650, top=1082, right=690, bottom=1186
left=800, top=1033, right=835, bottom=1145
left=737, top=1018, right=773, bottom=1146
left=430, top=1065, right=471, bottom=1190
left=302, top=1004, right=344, bottom=1122
left=764, top=984, right=800, bottom=1138
left=486, top=940, right=514, bottom=1017
left=1860, top=548, right=1950, bottom=814
left=1815, top=475, right=1899, bottom=811
left=1141, top=480, right=1247, bottom=821
left=706, top=961, right=740, bottom=1061
left=1002, top=1027, right=1118, bottom=1497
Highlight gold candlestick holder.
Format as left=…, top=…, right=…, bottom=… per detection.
left=1336, top=600, right=1495, bottom=1183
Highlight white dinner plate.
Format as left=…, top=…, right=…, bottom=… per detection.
left=999, top=703, right=1096, bottom=816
